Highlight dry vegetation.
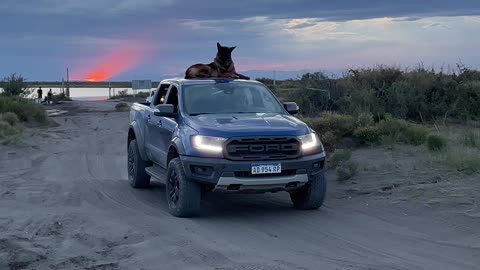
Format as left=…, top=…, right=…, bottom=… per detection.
left=0, top=74, right=48, bottom=144
left=259, top=64, right=480, bottom=178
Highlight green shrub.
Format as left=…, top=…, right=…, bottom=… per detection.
left=355, top=112, right=374, bottom=128
left=353, top=126, right=381, bottom=143
left=376, top=117, right=429, bottom=145
left=115, top=102, right=130, bottom=111
left=0, top=73, right=29, bottom=96
left=377, top=117, right=406, bottom=137
left=444, top=149, right=480, bottom=175
left=117, top=89, right=128, bottom=97
left=274, top=64, right=480, bottom=122
left=302, top=113, right=356, bottom=150
left=328, top=149, right=352, bottom=169
left=426, top=134, right=447, bottom=151
left=319, top=130, right=338, bottom=151
left=336, top=160, right=358, bottom=181
left=0, top=96, right=47, bottom=123
left=401, top=124, right=430, bottom=145
left=0, top=120, right=23, bottom=144
left=0, top=112, right=20, bottom=126
left=52, top=92, right=71, bottom=104
left=317, top=112, right=356, bottom=137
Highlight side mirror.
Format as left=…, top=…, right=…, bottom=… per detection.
left=283, top=102, right=299, bottom=115
left=154, top=104, right=176, bottom=118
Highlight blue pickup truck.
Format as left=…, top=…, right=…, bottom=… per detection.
left=127, top=78, right=327, bottom=217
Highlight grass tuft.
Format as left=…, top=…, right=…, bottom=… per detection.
left=0, top=113, right=23, bottom=144
left=336, top=161, right=358, bottom=181
left=328, top=149, right=352, bottom=169
left=426, top=134, right=447, bottom=152
left=443, top=148, right=480, bottom=175
left=115, top=102, right=130, bottom=112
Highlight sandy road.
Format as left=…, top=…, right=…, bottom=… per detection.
left=1, top=101, right=479, bottom=270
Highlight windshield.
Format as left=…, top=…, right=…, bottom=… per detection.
left=182, top=82, right=285, bottom=115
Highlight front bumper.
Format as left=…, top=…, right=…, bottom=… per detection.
left=179, top=152, right=326, bottom=192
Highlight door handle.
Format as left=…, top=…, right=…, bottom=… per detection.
left=158, top=119, right=162, bottom=126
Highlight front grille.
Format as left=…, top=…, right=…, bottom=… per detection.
left=225, top=137, right=301, bottom=161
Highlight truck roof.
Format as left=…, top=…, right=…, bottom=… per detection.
left=160, top=78, right=260, bottom=85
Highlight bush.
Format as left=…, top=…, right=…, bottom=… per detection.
left=319, top=130, right=338, bottom=151
left=376, top=117, right=429, bottom=145
left=302, top=113, right=356, bottom=150
left=52, top=92, right=71, bottom=104
left=109, top=90, right=151, bottom=100
left=426, top=134, right=447, bottom=151
left=0, top=73, right=29, bottom=96
left=0, top=96, right=47, bottom=123
left=401, top=124, right=430, bottom=145
left=0, top=112, right=20, bottom=126
left=115, top=102, right=130, bottom=111
left=353, top=126, right=381, bottom=143
left=444, top=149, right=480, bottom=175
left=336, top=160, right=358, bottom=181
left=328, top=149, right=352, bottom=169
left=0, top=113, right=23, bottom=145
left=273, top=64, right=480, bottom=122
left=317, top=112, right=356, bottom=137
left=355, top=112, right=374, bottom=128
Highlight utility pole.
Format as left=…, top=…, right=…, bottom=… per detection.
left=273, top=70, right=276, bottom=87
left=66, top=68, right=70, bottom=98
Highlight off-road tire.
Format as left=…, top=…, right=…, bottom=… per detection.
left=127, top=139, right=151, bottom=188
left=166, top=157, right=201, bottom=217
left=290, top=172, right=326, bottom=210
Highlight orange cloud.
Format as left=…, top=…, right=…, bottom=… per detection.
left=72, top=41, right=151, bottom=81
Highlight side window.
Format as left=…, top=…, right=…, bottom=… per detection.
left=165, top=85, right=179, bottom=113
left=153, top=83, right=169, bottom=106
left=260, top=89, right=277, bottom=110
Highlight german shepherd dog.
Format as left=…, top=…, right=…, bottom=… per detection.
left=185, top=42, right=250, bottom=80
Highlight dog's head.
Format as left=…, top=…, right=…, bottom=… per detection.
left=216, top=42, right=236, bottom=64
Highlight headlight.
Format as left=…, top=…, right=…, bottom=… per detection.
left=298, top=132, right=323, bottom=154
left=192, top=135, right=226, bottom=154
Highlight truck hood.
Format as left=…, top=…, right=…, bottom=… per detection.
left=184, top=113, right=311, bottom=137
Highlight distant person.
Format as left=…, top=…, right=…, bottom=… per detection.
left=47, top=89, right=53, bottom=104
left=37, top=87, right=43, bottom=104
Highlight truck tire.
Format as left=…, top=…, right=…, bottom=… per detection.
left=127, top=139, right=151, bottom=188
left=166, top=157, right=201, bottom=217
left=290, top=172, right=326, bottom=210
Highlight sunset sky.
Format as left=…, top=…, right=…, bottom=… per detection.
left=1, top=0, right=479, bottom=81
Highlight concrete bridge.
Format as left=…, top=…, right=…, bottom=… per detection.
left=27, top=81, right=160, bottom=88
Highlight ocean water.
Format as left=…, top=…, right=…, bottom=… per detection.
left=29, top=87, right=153, bottom=101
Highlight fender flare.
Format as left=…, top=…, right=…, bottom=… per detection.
left=128, top=121, right=149, bottom=161
left=166, top=136, right=186, bottom=165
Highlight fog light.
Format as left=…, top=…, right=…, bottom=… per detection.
left=191, top=165, right=213, bottom=176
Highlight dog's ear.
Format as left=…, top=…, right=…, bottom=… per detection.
left=229, top=46, right=236, bottom=52
left=217, top=42, right=222, bottom=50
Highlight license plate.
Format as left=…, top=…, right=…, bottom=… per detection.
left=251, top=163, right=282, bottom=174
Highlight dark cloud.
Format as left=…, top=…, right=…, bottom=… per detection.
left=1, top=0, right=479, bottom=80
left=2, top=0, right=480, bottom=21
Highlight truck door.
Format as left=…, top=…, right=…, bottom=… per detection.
left=148, top=84, right=179, bottom=167
left=145, top=83, right=169, bottom=164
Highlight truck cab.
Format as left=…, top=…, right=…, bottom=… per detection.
left=128, top=78, right=326, bottom=217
